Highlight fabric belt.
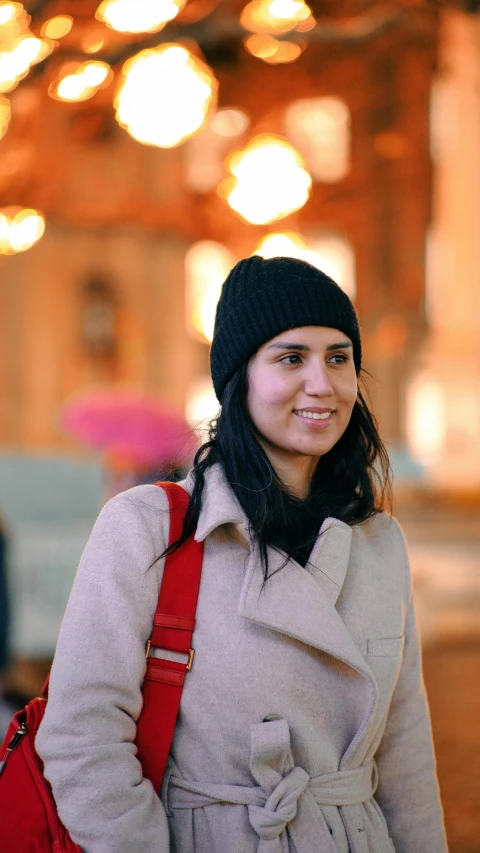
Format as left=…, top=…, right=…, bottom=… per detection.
left=165, top=719, right=377, bottom=853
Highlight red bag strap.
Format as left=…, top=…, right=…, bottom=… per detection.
left=135, top=481, right=204, bottom=793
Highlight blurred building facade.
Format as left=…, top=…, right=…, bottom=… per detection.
left=2, top=1, right=474, bottom=481
left=0, top=2, right=478, bottom=490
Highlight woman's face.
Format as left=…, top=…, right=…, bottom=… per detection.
left=247, top=326, right=358, bottom=489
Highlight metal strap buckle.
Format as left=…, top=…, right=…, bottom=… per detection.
left=145, top=640, right=195, bottom=671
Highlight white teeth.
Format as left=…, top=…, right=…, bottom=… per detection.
left=295, top=410, right=332, bottom=420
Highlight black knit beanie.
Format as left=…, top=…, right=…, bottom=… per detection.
left=210, top=255, right=362, bottom=402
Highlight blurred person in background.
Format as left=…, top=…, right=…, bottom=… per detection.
left=102, top=451, right=185, bottom=503
left=36, top=257, right=448, bottom=853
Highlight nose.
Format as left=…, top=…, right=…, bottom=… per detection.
left=304, top=361, right=334, bottom=397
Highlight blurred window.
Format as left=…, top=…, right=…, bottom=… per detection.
left=407, top=373, right=446, bottom=466
left=185, top=241, right=236, bottom=343
left=284, top=97, right=351, bottom=182
left=81, top=277, right=117, bottom=355
left=307, top=231, right=356, bottom=301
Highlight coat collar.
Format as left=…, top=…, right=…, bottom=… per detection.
left=185, top=463, right=251, bottom=544
left=189, top=463, right=352, bottom=605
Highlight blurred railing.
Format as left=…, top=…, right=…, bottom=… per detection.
left=9, top=522, right=92, bottom=656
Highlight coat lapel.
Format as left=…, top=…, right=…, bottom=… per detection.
left=306, top=518, right=352, bottom=605
left=237, top=524, right=373, bottom=685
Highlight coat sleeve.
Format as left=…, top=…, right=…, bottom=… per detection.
left=36, top=487, right=172, bottom=853
left=374, top=521, right=448, bottom=853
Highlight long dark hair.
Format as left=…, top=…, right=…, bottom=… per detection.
left=165, top=362, right=392, bottom=582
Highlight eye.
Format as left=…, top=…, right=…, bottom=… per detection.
left=328, top=353, right=348, bottom=364
left=279, top=353, right=303, bottom=366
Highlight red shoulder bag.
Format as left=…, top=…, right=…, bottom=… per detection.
left=0, top=482, right=203, bottom=853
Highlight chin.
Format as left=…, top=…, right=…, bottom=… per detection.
left=293, top=440, right=336, bottom=458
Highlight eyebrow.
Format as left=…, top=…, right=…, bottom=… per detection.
left=266, top=340, right=353, bottom=352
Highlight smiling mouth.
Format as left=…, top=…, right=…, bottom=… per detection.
left=293, top=409, right=335, bottom=421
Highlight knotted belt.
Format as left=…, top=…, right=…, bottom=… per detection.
left=165, top=718, right=377, bottom=853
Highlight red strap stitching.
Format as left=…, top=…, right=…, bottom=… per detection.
left=144, top=666, right=185, bottom=687
left=153, top=614, right=196, bottom=631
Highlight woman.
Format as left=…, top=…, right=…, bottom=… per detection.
left=37, top=256, right=448, bottom=853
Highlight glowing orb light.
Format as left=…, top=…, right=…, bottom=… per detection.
left=52, top=61, right=112, bottom=102
left=0, top=207, right=45, bottom=254
left=219, top=134, right=311, bottom=225
left=241, top=0, right=314, bottom=34
left=96, top=0, right=186, bottom=34
left=114, top=44, right=217, bottom=148
left=244, top=32, right=304, bottom=64
left=40, top=15, right=73, bottom=39
left=0, top=1, right=27, bottom=30
left=0, top=34, right=53, bottom=93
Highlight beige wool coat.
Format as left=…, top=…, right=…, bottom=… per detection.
left=36, top=463, right=448, bottom=853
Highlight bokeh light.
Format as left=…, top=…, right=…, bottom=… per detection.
left=244, top=33, right=304, bottom=64
left=114, top=44, right=217, bottom=148
left=219, top=134, right=312, bottom=224
left=0, top=3, right=17, bottom=27
left=51, top=61, right=112, bottom=102
left=241, top=0, right=314, bottom=34
left=80, top=32, right=105, bottom=53
left=0, top=34, right=53, bottom=93
left=0, top=207, right=45, bottom=254
left=96, top=0, right=186, bottom=34
left=0, top=1, right=28, bottom=30
left=40, top=15, right=73, bottom=40
left=210, top=108, right=250, bottom=138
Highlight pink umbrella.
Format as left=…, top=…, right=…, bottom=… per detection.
left=61, top=388, right=197, bottom=468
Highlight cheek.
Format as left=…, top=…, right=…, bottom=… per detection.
left=248, top=371, right=292, bottom=411
left=265, top=381, right=293, bottom=407
left=338, top=378, right=358, bottom=416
